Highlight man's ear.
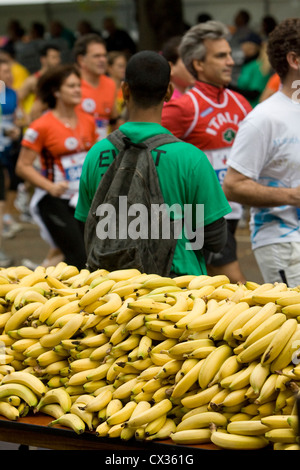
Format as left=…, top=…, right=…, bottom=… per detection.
left=121, top=81, right=130, bottom=101
left=164, top=82, right=174, bottom=102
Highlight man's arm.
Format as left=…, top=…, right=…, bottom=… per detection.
left=223, top=167, right=300, bottom=207
left=203, top=217, right=227, bottom=253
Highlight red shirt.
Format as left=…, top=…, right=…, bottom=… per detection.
left=162, top=81, right=252, bottom=219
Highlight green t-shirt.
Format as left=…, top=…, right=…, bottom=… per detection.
left=75, top=122, right=231, bottom=276
left=237, top=59, right=271, bottom=107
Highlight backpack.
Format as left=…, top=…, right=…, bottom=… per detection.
left=84, top=129, right=180, bottom=276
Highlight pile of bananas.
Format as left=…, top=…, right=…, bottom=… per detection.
left=0, top=262, right=299, bottom=450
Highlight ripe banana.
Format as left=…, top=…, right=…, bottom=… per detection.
left=70, top=403, right=94, bottom=431
left=126, top=399, right=172, bottom=428
left=209, top=302, right=250, bottom=342
left=261, top=318, right=298, bottom=365
left=176, top=411, right=227, bottom=432
left=39, top=404, right=66, bottom=419
left=145, top=417, right=177, bottom=440
left=0, top=401, right=19, bottom=420
left=171, top=359, right=204, bottom=399
left=49, top=412, right=86, bottom=434
left=227, top=420, right=269, bottom=436
left=233, top=302, right=277, bottom=340
left=242, top=313, right=287, bottom=350
left=0, top=383, right=38, bottom=407
left=35, top=387, right=72, bottom=413
left=254, top=373, right=278, bottom=405
left=265, top=428, right=297, bottom=444
left=236, top=329, right=279, bottom=364
left=249, top=362, right=270, bottom=394
left=187, top=301, right=235, bottom=331
left=210, top=425, right=269, bottom=450
left=4, top=302, right=44, bottom=333
left=270, top=325, right=300, bottom=373
left=223, top=305, right=262, bottom=345
left=106, top=400, right=138, bottom=426
left=39, top=314, right=84, bottom=348
left=198, top=344, right=233, bottom=390
left=170, top=428, right=212, bottom=444
left=0, top=371, right=46, bottom=397
left=38, top=296, right=72, bottom=323
left=128, top=299, right=171, bottom=314
left=83, top=389, right=113, bottom=413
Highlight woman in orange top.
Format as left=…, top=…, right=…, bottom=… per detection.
left=16, top=64, right=97, bottom=269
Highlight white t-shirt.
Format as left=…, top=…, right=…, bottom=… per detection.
left=227, top=91, right=300, bottom=249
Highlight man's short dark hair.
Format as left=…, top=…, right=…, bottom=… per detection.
left=124, top=51, right=170, bottom=108
left=267, top=17, right=300, bottom=80
left=39, top=43, right=60, bottom=58
left=73, top=33, right=105, bottom=62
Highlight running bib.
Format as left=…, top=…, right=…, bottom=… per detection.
left=54, top=151, right=86, bottom=200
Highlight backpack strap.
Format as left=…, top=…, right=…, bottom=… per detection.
left=107, top=129, right=181, bottom=154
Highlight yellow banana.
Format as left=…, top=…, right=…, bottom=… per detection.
left=236, top=329, right=279, bottom=364
left=176, top=411, right=227, bottom=432
left=209, top=355, right=241, bottom=387
left=110, top=334, right=141, bottom=354
left=233, top=302, right=277, bottom=340
left=144, top=414, right=167, bottom=436
left=93, top=293, right=122, bottom=316
left=171, top=359, right=204, bottom=399
left=227, top=420, right=269, bottom=436
left=254, top=373, right=278, bottom=404
left=261, top=318, right=298, bottom=365
left=170, top=428, right=212, bottom=444
left=4, top=302, right=44, bottom=333
left=49, top=412, right=86, bottom=434
left=106, top=269, right=142, bottom=282
left=145, top=418, right=177, bottom=440
left=0, top=383, right=38, bottom=407
left=155, top=359, right=183, bottom=380
left=38, top=403, right=66, bottom=419
left=39, top=314, right=84, bottom=348
left=45, top=300, right=82, bottom=325
left=78, top=279, right=115, bottom=308
left=83, top=389, right=113, bottom=413
left=242, top=313, right=287, bottom=350
left=223, top=306, right=262, bottom=345
left=220, top=387, right=248, bottom=408
left=105, top=399, right=123, bottom=419
left=17, top=325, right=50, bottom=339
left=270, top=325, right=300, bottom=373
left=210, top=425, right=269, bottom=450
left=209, top=302, right=251, bottom=342
left=128, top=298, right=171, bottom=315
left=38, top=296, right=72, bottom=323
left=11, top=338, right=38, bottom=353
left=0, top=371, right=46, bottom=396
left=167, top=339, right=214, bottom=360
left=265, top=428, right=297, bottom=444
left=249, top=362, right=270, bottom=394
left=187, top=301, right=235, bottom=331
left=198, top=344, right=233, bottom=390
left=188, top=274, right=229, bottom=290
left=170, top=298, right=206, bottom=330
left=0, top=401, right=19, bottom=420
left=106, top=400, right=138, bottom=426
left=181, top=384, right=221, bottom=409
left=126, top=398, right=172, bottom=428
left=35, top=387, right=72, bottom=413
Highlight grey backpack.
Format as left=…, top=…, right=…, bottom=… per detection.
left=84, top=129, right=180, bottom=275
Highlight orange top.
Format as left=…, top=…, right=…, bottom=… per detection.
left=78, top=75, right=117, bottom=141
left=266, top=73, right=281, bottom=92
left=21, top=109, right=97, bottom=182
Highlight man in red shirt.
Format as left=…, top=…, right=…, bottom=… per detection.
left=162, top=20, right=252, bottom=284
left=73, top=34, right=120, bottom=141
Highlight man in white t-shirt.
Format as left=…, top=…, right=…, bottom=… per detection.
left=223, top=18, right=300, bottom=286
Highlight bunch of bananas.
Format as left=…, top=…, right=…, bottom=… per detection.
left=0, top=263, right=299, bottom=450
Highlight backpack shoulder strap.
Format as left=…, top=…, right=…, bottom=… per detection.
left=106, top=129, right=181, bottom=154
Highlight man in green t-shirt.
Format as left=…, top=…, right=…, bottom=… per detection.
left=75, top=51, right=231, bottom=276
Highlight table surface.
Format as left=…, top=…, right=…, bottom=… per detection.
left=0, top=414, right=218, bottom=451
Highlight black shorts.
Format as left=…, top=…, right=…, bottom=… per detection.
left=204, top=219, right=239, bottom=267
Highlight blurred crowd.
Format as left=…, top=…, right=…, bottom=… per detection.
left=0, top=9, right=283, bottom=277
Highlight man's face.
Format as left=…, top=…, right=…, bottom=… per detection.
left=42, top=49, right=61, bottom=69
left=80, top=42, right=108, bottom=77
left=193, top=38, right=234, bottom=87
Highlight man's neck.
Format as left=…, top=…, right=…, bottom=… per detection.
left=81, top=70, right=100, bottom=88
left=127, top=105, right=163, bottom=124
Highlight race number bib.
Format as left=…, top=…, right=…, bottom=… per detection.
left=53, top=151, right=86, bottom=200
left=205, top=148, right=230, bottom=186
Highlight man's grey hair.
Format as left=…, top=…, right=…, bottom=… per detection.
left=179, top=21, right=230, bottom=78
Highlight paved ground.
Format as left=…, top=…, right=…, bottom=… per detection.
left=0, top=215, right=263, bottom=450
